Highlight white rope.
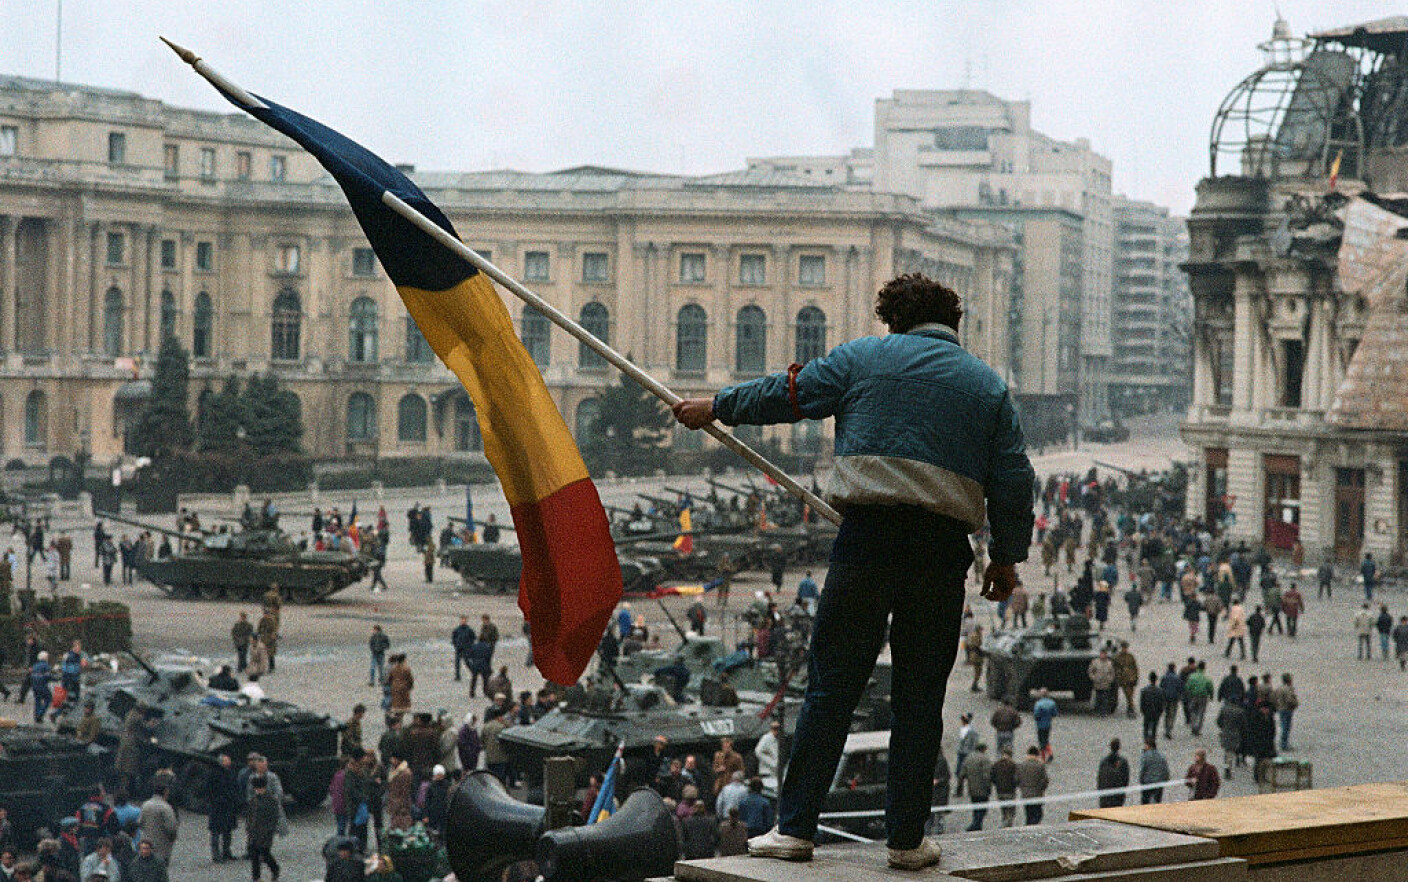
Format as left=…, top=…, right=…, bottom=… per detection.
left=818, top=779, right=1185, bottom=821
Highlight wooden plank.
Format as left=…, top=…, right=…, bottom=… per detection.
left=1053, top=858, right=1247, bottom=881
left=1070, top=781, right=1408, bottom=864
left=674, top=821, right=1218, bottom=882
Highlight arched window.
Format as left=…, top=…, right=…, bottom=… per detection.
left=796, top=305, right=827, bottom=364
left=24, top=390, right=45, bottom=447
left=271, top=289, right=301, bottom=361
left=397, top=393, right=427, bottom=443
left=193, top=291, right=213, bottom=358
left=521, top=304, right=550, bottom=367
left=349, top=297, right=378, bottom=363
left=575, top=397, right=600, bottom=444
left=735, top=305, right=767, bottom=374
left=676, top=304, right=707, bottom=373
left=159, top=289, right=177, bottom=342
left=453, top=394, right=482, bottom=451
left=578, top=302, right=609, bottom=369
left=405, top=316, right=434, bottom=363
left=347, top=392, right=377, bottom=441
left=103, top=287, right=124, bottom=357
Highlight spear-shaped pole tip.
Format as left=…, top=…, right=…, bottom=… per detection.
left=159, top=36, right=199, bottom=66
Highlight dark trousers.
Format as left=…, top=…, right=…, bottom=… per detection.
left=454, top=651, right=471, bottom=681
left=210, top=830, right=232, bottom=860
left=776, top=555, right=966, bottom=851
left=1206, top=614, right=1218, bottom=644
left=1250, top=633, right=1262, bottom=662
left=236, top=643, right=248, bottom=673
left=468, top=668, right=490, bottom=697
left=1024, top=803, right=1043, bottom=825
left=1142, top=714, right=1160, bottom=744
left=1140, top=787, right=1163, bottom=804
left=966, top=802, right=988, bottom=831
left=1286, top=615, right=1298, bottom=638
left=249, top=845, right=278, bottom=881
left=1224, top=636, right=1245, bottom=660
left=1267, top=610, right=1283, bottom=634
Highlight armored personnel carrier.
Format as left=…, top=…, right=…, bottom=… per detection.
left=440, top=541, right=666, bottom=596
left=0, top=724, right=108, bottom=848
left=498, top=679, right=803, bottom=788
left=56, top=653, right=342, bottom=810
left=100, top=510, right=368, bottom=603
left=982, top=614, right=1102, bottom=708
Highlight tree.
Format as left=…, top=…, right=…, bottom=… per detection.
left=582, top=368, right=671, bottom=475
left=197, top=376, right=245, bottom=454
left=240, top=374, right=304, bottom=457
left=130, top=334, right=194, bottom=459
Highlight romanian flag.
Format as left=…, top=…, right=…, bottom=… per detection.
left=198, top=76, right=621, bottom=684
left=673, top=505, right=693, bottom=556
left=1329, top=149, right=1343, bottom=190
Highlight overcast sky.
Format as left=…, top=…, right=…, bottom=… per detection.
left=0, top=1, right=1396, bottom=214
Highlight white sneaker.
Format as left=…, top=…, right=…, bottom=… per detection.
left=747, top=827, right=814, bottom=861
left=888, top=838, right=942, bottom=870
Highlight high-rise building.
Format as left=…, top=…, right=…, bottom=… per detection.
left=1111, top=196, right=1192, bottom=415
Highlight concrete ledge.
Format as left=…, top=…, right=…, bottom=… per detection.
left=1070, top=781, right=1408, bottom=865
left=674, top=820, right=1220, bottom=882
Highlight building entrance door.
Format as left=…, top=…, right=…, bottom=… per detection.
left=1335, top=468, right=1365, bottom=563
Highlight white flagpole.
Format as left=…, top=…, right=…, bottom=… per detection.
left=161, top=37, right=842, bottom=527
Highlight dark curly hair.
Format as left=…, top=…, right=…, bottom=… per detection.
left=874, top=273, right=962, bottom=333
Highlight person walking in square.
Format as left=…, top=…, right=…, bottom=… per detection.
left=673, top=273, right=1034, bottom=870
left=1138, top=739, right=1170, bottom=804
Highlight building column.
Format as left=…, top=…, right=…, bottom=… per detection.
left=1226, top=447, right=1262, bottom=546
left=0, top=215, right=13, bottom=355
left=1231, top=291, right=1255, bottom=414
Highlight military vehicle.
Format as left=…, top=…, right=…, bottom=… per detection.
left=439, top=533, right=668, bottom=596
left=498, top=678, right=802, bottom=788
left=56, top=652, right=342, bottom=810
left=99, top=510, right=369, bottom=603
left=982, top=614, right=1102, bottom=708
left=0, top=724, right=108, bottom=848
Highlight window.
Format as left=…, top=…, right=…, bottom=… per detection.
left=405, top=316, right=434, bottom=363
left=579, top=302, right=609, bottom=369
left=0, top=125, right=16, bottom=156
left=193, top=291, right=213, bottom=358
left=676, top=304, right=708, bottom=373
left=160, top=239, right=177, bottom=269
left=163, top=144, right=179, bottom=179
left=236, top=151, right=251, bottom=180
left=575, top=397, right=600, bottom=443
left=105, top=232, right=125, bottom=266
left=200, top=147, right=216, bottom=180
left=453, top=394, right=482, bottom=451
left=735, top=305, right=767, bottom=374
left=933, top=126, right=991, bottom=151
left=348, top=297, right=378, bottom=362
left=1263, top=454, right=1302, bottom=547
left=679, top=252, right=706, bottom=283
left=1281, top=339, right=1304, bottom=408
left=353, top=247, right=377, bottom=277
left=524, top=251, right=550, bottom=282
left=278, top=244, right=300, bottom=274
left=271, top=289, right=301, bottom=361
left=24, top=390, right=46, bottom=447
left=796, top=306, right=827, bottom=364
left=739, top=254, right=766, bottom=286
left=521, top=304, right=550, bottom=367
left=269, top=155, right=286, bottom=181
left=159, top=289, right=177, bottom=341
left=397, top=394, right=427, bottom=443
left=798, top=254, right=826, bottom=286
left=107, top=132, right=126, bottom=165
left=196, top=241, right=214, bottom=271
left=347, top=392, right=377, bottom=441
left=582, top=252, right=609, bottom=283
left=102, top=288, right=124, bottom=357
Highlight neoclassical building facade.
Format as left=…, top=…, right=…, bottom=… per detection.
left=0, top=75, right=1014, bottom=464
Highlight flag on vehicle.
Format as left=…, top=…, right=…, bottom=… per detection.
left=194, top=76, right=621, bottom=684
left=588, top=742, right=625, bottom=824
left=464, top=484, right=477, bottom=543
left=673, top=504, right=694, bottom=556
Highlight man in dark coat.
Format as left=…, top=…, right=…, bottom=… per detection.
left=206, top=753, right=241, bottom=862
left=451, top=616, right=476, bottom=682
left=245, top=776, right=280, bottom=882
left=1096, top=739, right=1130, bottom=808
left=1139, top=672, right=1166, bottom=744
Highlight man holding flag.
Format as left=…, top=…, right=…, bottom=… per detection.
left=674, top=273, right=1035, bottom=869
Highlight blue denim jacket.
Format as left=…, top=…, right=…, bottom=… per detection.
left=712, top=323, right=1035, bottom=564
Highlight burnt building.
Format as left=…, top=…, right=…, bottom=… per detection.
left=1183, top=16, right=1408, bottom=563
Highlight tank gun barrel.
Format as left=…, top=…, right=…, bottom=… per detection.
left=636, top=493, right=677, bottom=508
left=446, top=516, right=516, bottom=532
left=706, top=478, right=751, bottom=496
left=96, top=510, right=201, bottom=540
left=126, top=649, right=161, bottom=684
left=655, top=598, right=688, bottom=641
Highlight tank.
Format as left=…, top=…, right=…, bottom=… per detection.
left=101, top=510, right=369, bottom=603
left=56, top=655, right=342, bottom=810
left=497, top=680, right=802, bottom=788
left=0, top=724, right=109, bottom=848
left=981, top=614, right=1101, bottom=708
left=440, top=544, right=666, bottom=597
